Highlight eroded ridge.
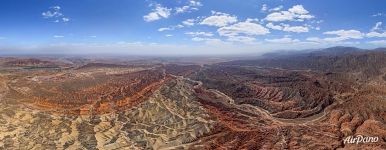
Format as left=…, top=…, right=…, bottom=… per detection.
left=5, top=63, right=167, bottom=115
left=191, top=65, right=338, bottom=119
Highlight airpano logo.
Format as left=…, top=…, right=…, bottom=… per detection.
left=343, top=135, right=379, bottom=144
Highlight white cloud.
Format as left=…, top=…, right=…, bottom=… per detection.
left=372, top=13, right=386, bottom=17
left=144, top=4, right=171, bottom=22
left=367, top=31, right=386, bottom=38
left=371, top=22, right=383, bottom=32
left=185, top=32, right=213, bottom=37
left=306, top=37, right=322, bottom=42
left=265, top=5, right=314, bottom=22
left=310, top=20, right=324, bottom=24
left=368, top=40, right=386, bottom=44
left=265, top=37, right=300, bottom=43
left=200, top=11, right=238, bottom=27
left=304, top=23, right=320, bottom=31
left=281, top=24, right=309, bottom=33
left=288, top=5, right=309, bottom=15
left=265, top=11, right=294, bottom=22
left=42, top=6, right=63, bottom=18
left=367, top=22, right=386, bottom=37
left=192, top=37, right=207, bottom=41
left=176, top=24, right=185, bottom=28
left=191, top=37, right=223, bottom=44
left=227, top=36, right=256, bottom=43
left=62, top=17, right=70, bottom=22
left=165, top=34, right=173, bottom=37
left=261, top=4, right=268, bottom=12
left=158, top=24, right=184, bottom=32
left=182, top=19, right=195, bottom=26
left=51, top=6, right=61, bottom=10
left=245, top=18, right=259, bottom=23
left=42, top=6, right=70, bottom=23
left=320, top=37, right=356, bottom=43
left=158, top=27, right=170, bottom=32
left=307, top=30, right=364, bottom=43
left=261, top=4, right=283, bottom=13
left=217, top=21, right=270, bottom=37
left=269, top=5, right=283, bottom=12
left=324, top=30, right=364, bottom=39
left=175, top=0, right=202, bottom=14
left=176, top=6, right=190, bottom=14
left=53, top=35, right=64, bottom=38
left=297, top=14, right=314, bottom=21
left=144, top=13, right=160, bottom=22
left=266, top=23, right=309, bottom=33
left=306, top=38, right=350, bottom=45
left=266, top=22, right=283, bottom=30
left=189, top=0, right=202, bottom=7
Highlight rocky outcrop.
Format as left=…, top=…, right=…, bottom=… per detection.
left=192, top=65, right=336, bottom=119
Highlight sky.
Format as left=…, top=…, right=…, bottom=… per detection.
left=0, top=0, right=386, bottom=55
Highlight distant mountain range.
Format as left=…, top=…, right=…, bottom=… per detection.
left=221, top=46, right=386, bottom=78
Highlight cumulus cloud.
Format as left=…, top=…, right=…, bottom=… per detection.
left=200, top=11, right=238, bottom=27
left=366, top=22, right=386, bottom=37
left=175, top=6, right=190, bottom=14
left=62, top=17, right=70, bottom=22
left=144, top=1, right=201, bottom=22
left=144, top=4, right=171, bottom=22
left=217, top=20, right=270, bottom=37
left=189, top=0, right=202, bottom=7
left=158, top=24, right=184, bottom=32
left=307, top=30, right=364, bottom=43
left=42, top=6, right=62, bottom=18
left=262, top=4, right=283, bottom=13
left=368, top=40, right=386, bottom=44
left=261, top=4, right=268, bottom=12
left=371, top=22, right=383, bottom=32
left=185, top=32, right=213, bottom=37
left=288, top=5, right=309, bottom=14
left=281, top=24, right=309, bottom=33
left=265, top=37, right=300, bottom=43
left=227, top=36, right=256, bottom=43
left=367, top=31, right=386, bottom=38
left=265, top=11, right=294, bottom=22
left=182, top=19, right=196, bottom=26
left=266, top=23, right=283, bottom=30
left=324, top=30, right=364, bottom=39
left=269, top=5, right=283, bottom=12
left=191, top=37, right=223, bottom=44
left=175, top=0, right=203, bottom=14
left=245, top=18, right=260, bottom=23
left=42, top=6, right=70, bottom=23
left=265, top=5, right=314, bottom=22
left=266, top=23, right=309, bottom=33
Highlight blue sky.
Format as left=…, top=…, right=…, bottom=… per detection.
left=0, top=0, right=386, bottom=55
